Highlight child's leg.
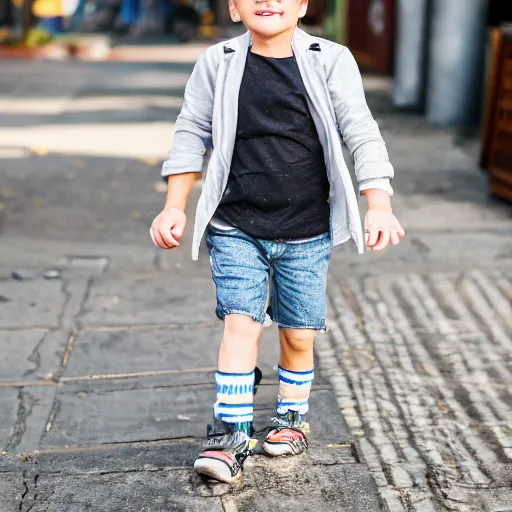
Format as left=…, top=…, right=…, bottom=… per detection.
left=194, top=227, right=269, bottom=482
left=214, top=314, right=262, bottom=430
left=218, top=314, right=263, bottom=373
left=262, top=233, right=331, bottom=456
left=277, top=328, right=315, bottom=417
left=208, top=225, right=269, bottom=429
left=262, top=328, right=316, bottom=457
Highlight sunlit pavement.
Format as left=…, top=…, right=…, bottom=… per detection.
left=0, top=58, right=511, bottom=511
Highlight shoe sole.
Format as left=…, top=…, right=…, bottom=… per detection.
left=262, top=441, right=305, bottom=457
left=194, top=458, right=241, bottom=484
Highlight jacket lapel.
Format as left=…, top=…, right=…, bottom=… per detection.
left=215, top=32, right=250, bottom=178
left=292, top=27, right=316, bottom=54
left=292, top=28, right=341, bottom=199
left=293, top=28, right=328, bottom=108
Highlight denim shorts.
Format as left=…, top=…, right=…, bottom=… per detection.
left=206, top=225, right=332, bottom=330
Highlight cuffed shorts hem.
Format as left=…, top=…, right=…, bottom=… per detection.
left=216, top=308, right=266, bottom=325
left=277, top=322, right=327, bottom=331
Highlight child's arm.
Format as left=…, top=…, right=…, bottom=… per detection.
left=150, top=173, right=199, bottom=249
left=327, top=47, right=394, bottom=193
left=161, top=48, right=217, bottom=180
left=327, top=47, right=404, bottom=251
left=151, top=48, right=217, bottom=249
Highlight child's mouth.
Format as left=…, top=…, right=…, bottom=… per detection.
left=255, top=10, right=282, bottom=16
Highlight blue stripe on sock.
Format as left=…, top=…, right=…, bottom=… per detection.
left=278, top=367, right=314, bottom=384
left=278, top=366, right=314, bottom=375
left=215, top=402, right=253, bottom=409
left=279, top=375, right=313, bottom=385
left=218, top=411, right=253, bottom=418
left=216, top=374, right=254, bottom=395
left=215, top=402, right=254, bottom=423
left=216, top=371, right=255, bottom=377
left=218, top=384, right=253, bottom=394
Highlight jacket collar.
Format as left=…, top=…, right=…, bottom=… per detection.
left=223, top=27, right=318, bottom=56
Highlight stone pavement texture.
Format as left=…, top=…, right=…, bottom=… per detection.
left=0, top=52, right=511, bottom=512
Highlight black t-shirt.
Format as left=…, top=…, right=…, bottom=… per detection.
left=215, top=51, right=330, bottom=240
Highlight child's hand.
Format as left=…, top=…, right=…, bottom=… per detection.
left=365, top=208, right=405, bottom=251
left=150, top=208, right=187, bottom=249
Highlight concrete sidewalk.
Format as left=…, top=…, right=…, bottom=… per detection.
left=0, top=168, right=379, bottom=511
left=0, top=264, right=373, bottom=511
left=0, top=60, right=383, bottom=512
left=0, top=59, right=511, bottom=512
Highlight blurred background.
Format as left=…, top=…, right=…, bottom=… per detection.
left=1, top=1, right=512, bottom=512
left=1, top=1, right=512, bottom=129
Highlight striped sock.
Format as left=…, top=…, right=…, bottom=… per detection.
left=277, top=366, right=314, bottom=418
left=214, top=371, right=255, bottom=427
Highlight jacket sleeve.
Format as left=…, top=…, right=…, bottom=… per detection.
left=161, top=48, right=217, bottom=179
left=327, top=46, right=394, bottom=195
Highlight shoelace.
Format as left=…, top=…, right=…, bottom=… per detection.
left=270, top=416, right=293, bottom=427
left=265, top=416, right=308, bottom=437
left=250, top=417, right=299, bottom=437
left=203, top=417, right=305, bottom=446
left=204, top=430, right=248, bottom=449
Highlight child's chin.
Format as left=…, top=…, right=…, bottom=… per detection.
left=247, top=21, right=292, bottom=37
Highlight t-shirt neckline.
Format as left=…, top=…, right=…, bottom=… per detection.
left=248, top=48, right=295, bottom=61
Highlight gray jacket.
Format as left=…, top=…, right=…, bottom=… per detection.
left=162, top=28, right=394, bottom=260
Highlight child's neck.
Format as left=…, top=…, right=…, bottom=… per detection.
left=250, top=26, right=295, bottom=58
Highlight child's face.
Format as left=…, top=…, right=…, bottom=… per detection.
left=229, top=0, right=308, bottom=38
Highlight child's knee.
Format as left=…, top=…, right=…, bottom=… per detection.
left=280, top=329, right=315, bottom=353
left=223, top=313, right=261, bottom=344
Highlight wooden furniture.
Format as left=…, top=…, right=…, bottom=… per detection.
left=347, top=0, right=395, bottom=75
left=481, top=26, right=512, bottom=201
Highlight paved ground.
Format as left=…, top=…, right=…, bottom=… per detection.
left=0, top=54, right=511, bottom=512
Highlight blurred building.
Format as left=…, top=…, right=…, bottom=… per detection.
left=3, top=0, right=511, bottom=129
left=323, top=0, right=511, bottom=128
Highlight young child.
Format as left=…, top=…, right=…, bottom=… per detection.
left=150, top=0, right=405, bottom=484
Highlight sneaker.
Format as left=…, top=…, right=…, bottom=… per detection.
left=194, top=421, right=256, bottom=483
left=262, top=410, right=309, bottom=457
